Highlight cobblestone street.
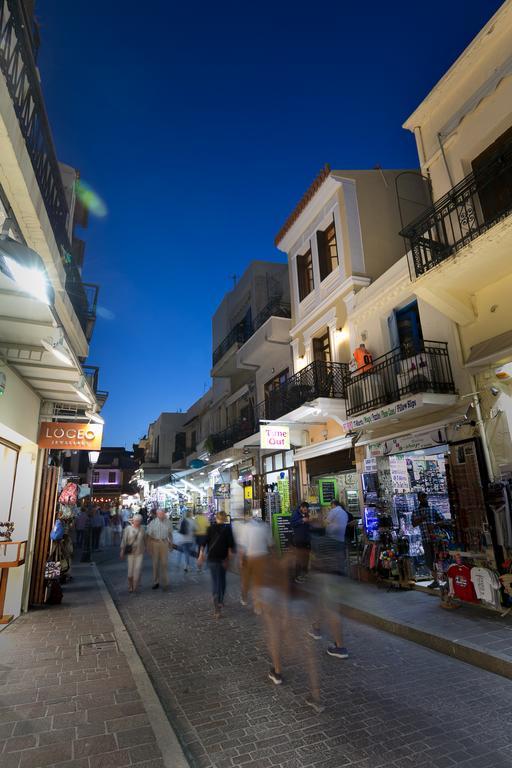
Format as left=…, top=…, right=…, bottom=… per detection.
left=97, top=549, right=512, bottom=768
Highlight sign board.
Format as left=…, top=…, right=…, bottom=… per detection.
left=214, top=482, right=230, bottom=499
left=38, top=422, right=103, bottom=450
left=388, top=454, right=410, bottom=491
left=260, top=424, right=290, bottom=450
left=363, top=457, right=377, bottom=473
left=244, top=485, right=253, bottom=500
left=367, top=428, right=447, bottom=457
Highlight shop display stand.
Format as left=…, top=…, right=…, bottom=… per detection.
left=0, top=541, right=27, bottom=624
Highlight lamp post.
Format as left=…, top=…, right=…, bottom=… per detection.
left=81, top=450, right=100, bottom=563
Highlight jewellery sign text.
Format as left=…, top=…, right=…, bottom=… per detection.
left=261, top=424, right=290, bottom=450
left=38, top=422, right=103, bottom=450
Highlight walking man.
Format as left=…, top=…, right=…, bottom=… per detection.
left=326, top=499, right=349, bottom=575
left=198, top=511, right=234, bottom=617
left=291, top=501, right=311, bottom=582
left=146, top=508, right=173, bottom=590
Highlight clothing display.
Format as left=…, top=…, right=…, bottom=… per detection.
left=470, top=567, right=501, bottom=607
left=448, top=564, right=478, bottom=603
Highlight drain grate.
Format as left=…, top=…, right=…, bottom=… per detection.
left=78, top=632, right=118, bottom=655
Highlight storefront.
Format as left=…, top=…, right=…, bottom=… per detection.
left=356, top=428, right=505, bottom=607
left=0, top=364, right=41, bottom=622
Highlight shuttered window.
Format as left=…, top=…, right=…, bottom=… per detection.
left=317, top=221, right=339, bottom=281
left=297, top=249, right=314, bottom=301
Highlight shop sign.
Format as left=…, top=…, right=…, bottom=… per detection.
left=38, top=422, right=103, bottom=450
left=244, top=486, right=253, bottom=500
left=261, top=424, right=290, bottom=450
left=367, top=428, right=447, bottom=457
left=343, top=397, right=421, bottom=432
left=214, top=482, right=230, bottom=499
left=388, top=454, right=410, bottom=491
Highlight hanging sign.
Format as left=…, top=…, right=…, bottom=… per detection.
left=38, top=422, right=103, bottom=450
left=261, top=424, right=290, bottom=450
left=244, top=486, right=253, bottom=500
left=214, top=482, right=231, bottom=499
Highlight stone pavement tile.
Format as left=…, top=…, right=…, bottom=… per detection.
left=73, top=733, right=117, bottom=758
left=76, top=722, right=107, bottom=739
left=4, top=734, right=38, bottom=752
left=128, top=743, right=162, bottom=764
left=85, top=701, right=144, bottom=724
left=38, top=727, right=76, bottom=746
left=116, top=727, right=156, bottom=749
left=88, top=749, right=131, bottom=768
left=13, top=717, right=52, bottom=735
left=18, top=741, right=73, bottom=768
left=105, top=714, right=150, bottom=733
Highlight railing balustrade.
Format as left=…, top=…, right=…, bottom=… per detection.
left=345, top=341, right=455, bottom=418
left=401, top=138, right=512, bottom=277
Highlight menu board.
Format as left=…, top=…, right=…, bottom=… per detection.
left=388, top=455, right=410, bottom=492
left=276, top=478, right=290, bottom=515
left=271, top=513, right=293, bottom=552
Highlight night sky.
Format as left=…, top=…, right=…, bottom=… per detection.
left=37, top=0, right=502, bottom=448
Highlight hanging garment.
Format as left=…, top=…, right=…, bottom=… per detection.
left=470, top=567, right=501, bottom=606
left=448, top=563, right=479, bottom=603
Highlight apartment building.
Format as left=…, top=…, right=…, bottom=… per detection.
left=0, top=1, right=105, bottom=618
left=399, top=0, right=512, bottom=481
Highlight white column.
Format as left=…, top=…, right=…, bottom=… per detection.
left=328, top=319, right=339, bottom=363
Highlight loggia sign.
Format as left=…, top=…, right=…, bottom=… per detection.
left=38, top=422, right=103, bottom=450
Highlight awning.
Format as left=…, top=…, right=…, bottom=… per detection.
left=465, top=330, right=512, bottom=368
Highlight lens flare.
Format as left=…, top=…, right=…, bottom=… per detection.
left=75, top=180, right=107, bottom=217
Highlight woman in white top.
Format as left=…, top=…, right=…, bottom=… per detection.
left=120, top=514, right=145, bottom=593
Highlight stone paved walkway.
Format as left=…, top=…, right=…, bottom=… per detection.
left=0, top=564, right=183, bottom=768
left=97, top=548, right=512, bottom=768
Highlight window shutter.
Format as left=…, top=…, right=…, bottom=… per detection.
left=317, top=230, right=328, bottom=281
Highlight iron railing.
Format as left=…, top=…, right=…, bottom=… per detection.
left=212, top=298, right=291, bottom=367
left=401, top=138, right=512, bottom=277
left=345, top=341, right=455, bottom=418
left=0, top=0, right=93, bottom=337
left=258, top=360, right=349, bottom=422
left=208, top=360, right=348, bottom=454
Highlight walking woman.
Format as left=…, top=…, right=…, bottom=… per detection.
left=198, top=511, right=235, bottom=618
left=120, top=514, right=145, bottom=593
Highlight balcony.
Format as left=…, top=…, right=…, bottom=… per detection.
left=212, top=299, right=291, bottom=370
left=0, top=0, right=94, bottom=339
left=401, top=138, right=512, bottom=278
left=345, top=341, right=456, bottom=418
left=259, top=360, right=348, bottom=421
left=209, top=413, right=256, bottom=454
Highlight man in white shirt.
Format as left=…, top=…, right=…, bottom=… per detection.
left=146, top=508, right=174, bottom=590
left=326, top=500, right=349, bottom=575
left=237, top=515, right=273, bottom=608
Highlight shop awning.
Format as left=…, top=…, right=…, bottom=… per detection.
left=293, top=435, right=353, bottom=462
left=465, top=330, right=512, bottom=369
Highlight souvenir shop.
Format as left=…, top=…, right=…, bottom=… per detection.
left=298, top=447, right=361, bottom=536
left=357, top=430, right=512, bottom=611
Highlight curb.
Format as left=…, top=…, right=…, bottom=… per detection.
left=92, top=564, right=189, bottom=768
left=338, top=601, right=512, bottom=680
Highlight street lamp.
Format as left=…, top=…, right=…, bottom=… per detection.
left=0, top=233, right=54, bottom=305
left=81, top=450, right=100, bottom=563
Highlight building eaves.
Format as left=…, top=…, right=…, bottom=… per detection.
left=274, top=164, right=331, bottom=247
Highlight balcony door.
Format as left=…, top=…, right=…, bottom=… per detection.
left=472, top=124, right=512, bottom=223
left=313, top=332, right=331, bottom=363
left=394, top=301, right=424, bottom=356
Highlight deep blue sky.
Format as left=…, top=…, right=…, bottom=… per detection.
left=37, top=0, right=502, bottom=448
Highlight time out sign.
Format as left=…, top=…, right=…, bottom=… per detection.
left=38, top=422, right=103, bottom=450
left=260, top=424, right=290, bottom=450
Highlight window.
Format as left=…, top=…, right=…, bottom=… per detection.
left=472, top=124, right=512, bottom=223
left=297, top=248, right=314, bottom=301
left=313, top=332, right=331, bottom=363
left=190, top=430, right=197, bottom=452
left=264, top=368, right=289, bottom=400
left=92, top=471, right=100, bottom=483
left=108, top=471, right=117, bottom=484
left=317, top=221, right=339, bottom=281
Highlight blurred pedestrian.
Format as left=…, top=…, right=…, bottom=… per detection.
left=237, top=512, right=273, bottom=609
left=111, top=511, right=122, bottom=546
left=198, top=511, right=234, bottom=618
left=91, top=507, right=105, bottom=550
left=194, top=510, right=209, bottom=570
left=75, top=508, right=87, bottom=548
left=179, top=510, right=196, bottom=572
left=120, top=514, right=145, bottom=592
left=121, top=506, right=131, bottom=528
left=146, top=508, right=173, bottom=590
left=101, top=508, right=112, bottom=547
left=291, top=501, right=311, bottom=582
left=326, top=499, right=349, bottom=575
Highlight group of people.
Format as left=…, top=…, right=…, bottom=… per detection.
left=117, top=502, right=350, bottom=712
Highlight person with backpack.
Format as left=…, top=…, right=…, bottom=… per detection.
left=179, top=510, right=196, bottom=572
left=326, top=499, right=349, bottom=575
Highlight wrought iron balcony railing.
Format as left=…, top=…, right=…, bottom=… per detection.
left=258, top=360, right=349, bottom=422
left=212, top=298, right=291, bottom=367
left=208, top=360, right=348, bottom=454
left=345, top=341, right=455, bottom=418
left=401, top=138, right=512, bottom=277
left=0, top=0, right=94, bottom=338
